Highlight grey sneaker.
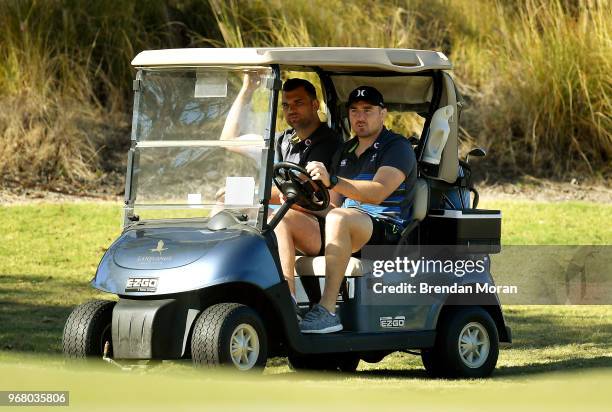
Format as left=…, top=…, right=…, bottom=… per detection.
left=299, top=304, right=343, bottom=334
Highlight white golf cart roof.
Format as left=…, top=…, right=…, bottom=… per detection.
left=131, top=47, right=452, bottom=73
left=131, top=47, right=460, bottom=185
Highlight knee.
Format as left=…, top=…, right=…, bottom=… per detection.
left=273, top=209, right=298, bottom=236
left=273, top=216, right=290, bottom=237
left=326, top=208, right=351, bottom=231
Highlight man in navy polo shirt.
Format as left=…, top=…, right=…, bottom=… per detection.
left=298, top=85, right=417, bottom=333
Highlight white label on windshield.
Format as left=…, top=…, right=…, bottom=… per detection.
left=224, top=177, right=255, bottom=206
left=195, top=72, right=228, bottom=98
left=187, top=193, right=202, bottom=204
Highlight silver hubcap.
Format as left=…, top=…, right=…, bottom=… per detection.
left=229, top=324, right=259, bottom=370
left=458, top=322, right=490, bottom=369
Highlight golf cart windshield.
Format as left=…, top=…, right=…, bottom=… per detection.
left=126, top=67, right=275, bottom=224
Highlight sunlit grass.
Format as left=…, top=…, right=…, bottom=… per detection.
left=479, top=199, right=612, bottom=245
left=0, top=351, right=611, bottom=411
left=1, top=200, right=611, bottom=408
left=1, top=200, right=610, bottom=355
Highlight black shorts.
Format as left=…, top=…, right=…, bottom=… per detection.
left=316, top=213, right=402, bottom=256
left=316, top=217, right=326, bottom=256
left=366, top=215, right=402, bottom=245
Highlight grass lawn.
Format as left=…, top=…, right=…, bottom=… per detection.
left=0, top=200, right=611, bottom=409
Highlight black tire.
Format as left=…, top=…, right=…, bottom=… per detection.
left=62, top=300, right=115, bottom=359
left=336, top=354, right=360, bottom=373
left=420, top=348, right=445, bottom=378
left=191, top=303, right=268, bottom=371
left=288, top=353, right=360, bottom=373
left=422, top=306, right=499, bottom=379
left=287, top=354, right=326, bottom=371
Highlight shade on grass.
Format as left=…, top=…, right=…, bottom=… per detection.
left=0, top=201, right=611, bottom=382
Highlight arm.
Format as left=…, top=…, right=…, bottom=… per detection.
left=305, top=162, right=406, bottom=205
left=332, top=167, right=405, bottom=204
left=220, top=73, right=261, bottom=141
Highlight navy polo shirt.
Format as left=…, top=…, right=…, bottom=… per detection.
left=275, top=123, right=342, bottom=169
left=332, top=127, right=417, bottom=228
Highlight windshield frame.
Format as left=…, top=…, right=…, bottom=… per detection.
left=122, top=65, right=281, bottom=230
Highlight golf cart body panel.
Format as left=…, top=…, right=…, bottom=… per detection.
left=291, top=254, right=507, bottom=333
left=65, top=47, right=510, bottom=374
left=92, top=224, right=282, bottom=296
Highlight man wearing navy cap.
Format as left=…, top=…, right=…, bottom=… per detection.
left=296, top=85, right=417, bottom=333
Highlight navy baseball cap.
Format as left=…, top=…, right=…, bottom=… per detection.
left=346, top=86, right=385, bottom=108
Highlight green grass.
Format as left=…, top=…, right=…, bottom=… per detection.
left=480, top=199, right=612, bottom=245
left=0, top=355, right=610, bottom=411
left=1, top=200, right=611, bottom=405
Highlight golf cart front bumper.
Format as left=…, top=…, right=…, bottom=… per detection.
left=112, top=295, right=199, bottom=359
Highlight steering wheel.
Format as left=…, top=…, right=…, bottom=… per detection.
left=272, top=162, right=330, bottom=211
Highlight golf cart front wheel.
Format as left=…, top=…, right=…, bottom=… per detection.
left=191, top=303, right=268, bottom=371
left=422, top=306, right=499, bottom=378
left=62, top=300, right=115, bottom=359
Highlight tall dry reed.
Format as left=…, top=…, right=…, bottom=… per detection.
left=0, top=0, right=609, bottom=191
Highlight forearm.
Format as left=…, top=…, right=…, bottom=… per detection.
left=220, top=90, right=253, bottom=141
left=333, top=177, right=389, bottom=205
left=306, top=162, right=405, bottom=207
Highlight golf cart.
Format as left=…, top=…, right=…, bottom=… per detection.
left=62, top=47, right=511, bottom=378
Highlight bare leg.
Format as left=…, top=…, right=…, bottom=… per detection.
left=273, top=209, right=322, bottom=296
left=319, top=209, right=373, bottom=313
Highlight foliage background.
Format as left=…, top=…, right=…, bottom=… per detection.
left=0, top=0, right=610, bottom=191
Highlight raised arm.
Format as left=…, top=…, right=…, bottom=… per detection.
left=220, top=73, right=261, bottom=141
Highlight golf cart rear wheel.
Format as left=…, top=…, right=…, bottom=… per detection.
left=62, top=300, right=115, bottom=359
left=422, top=306, right=499, bottom=378
left=191, top=303, right=268, bottom=371
left=288, top=353, right=360, bottom=373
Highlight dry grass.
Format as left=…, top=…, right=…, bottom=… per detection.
left=0, top=3, right=101, bottom=188
left=462, top=0, right=612, bottom=177
left=0, top=0, right=610, bottom=191
left=0, top=0, right=198, bottom=190
left=204, top=0, right=611, bottom=178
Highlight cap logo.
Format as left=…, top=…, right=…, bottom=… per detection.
left=356, top=89, right=366, bottom=97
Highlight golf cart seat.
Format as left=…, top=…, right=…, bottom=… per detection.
left=295, top=256, right=370, bottom=278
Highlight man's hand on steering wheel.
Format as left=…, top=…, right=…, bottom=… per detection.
left=305, top=161, right=331, bottom=188
left=272, top=162, right=329, bottom=211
